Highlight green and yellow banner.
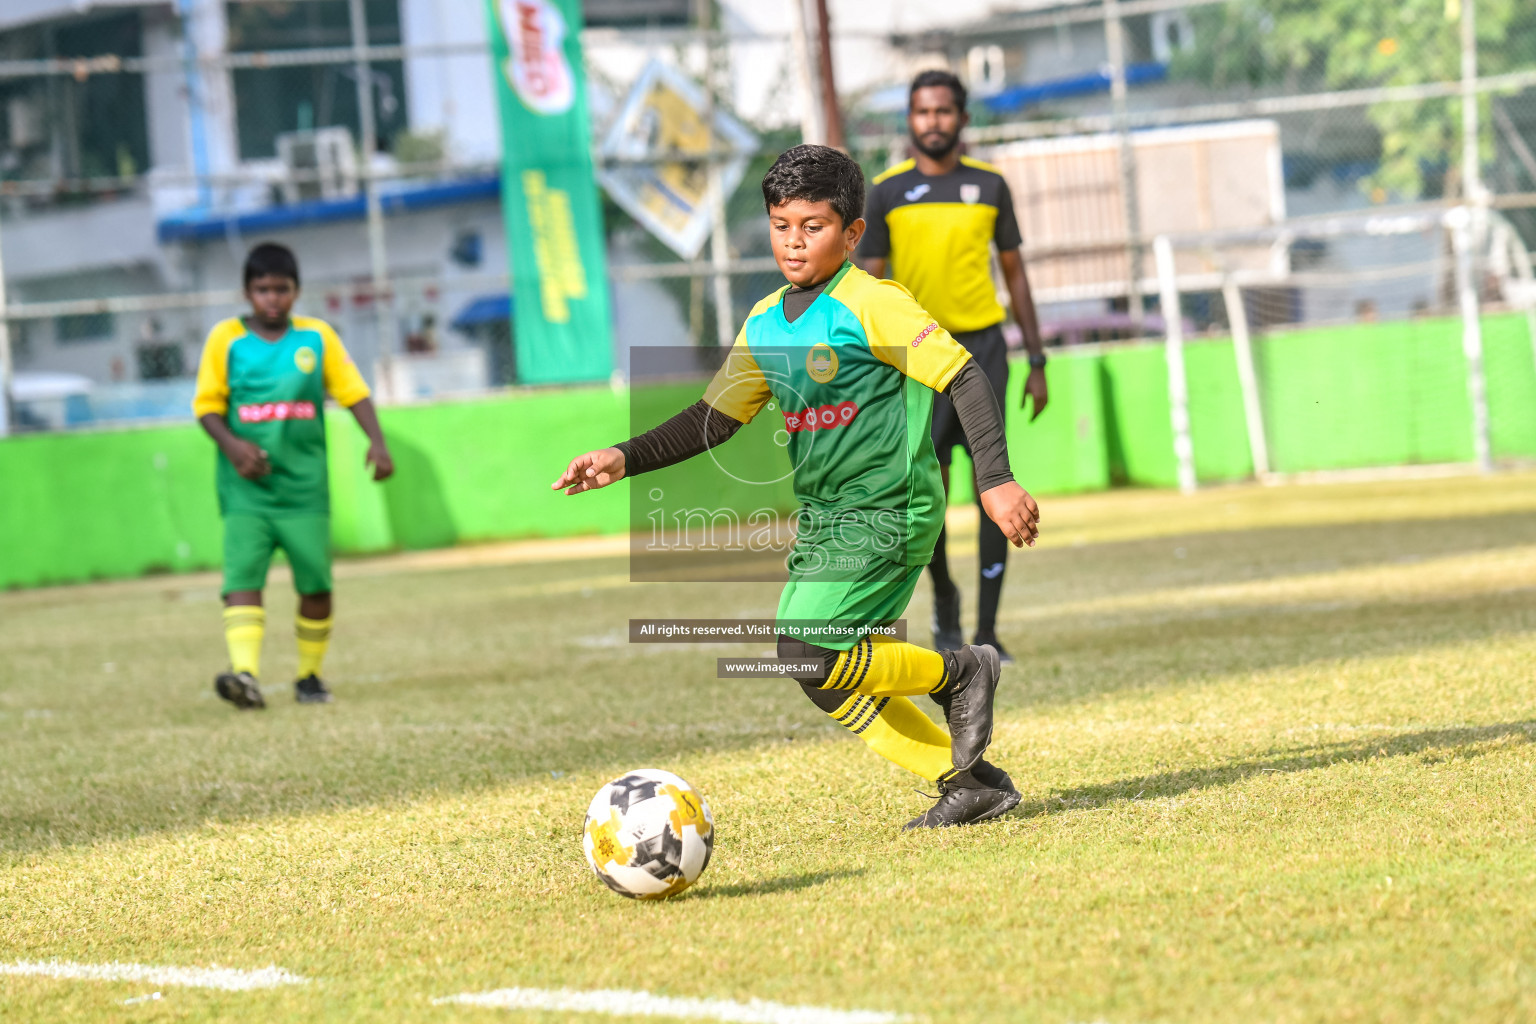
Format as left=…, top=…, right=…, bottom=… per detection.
left=485, top=0, right=612, bottom=384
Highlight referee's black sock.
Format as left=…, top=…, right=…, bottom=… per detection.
left=976, top=512, right=1009, bottom=638
left=927, top=525, right=959, bottom=599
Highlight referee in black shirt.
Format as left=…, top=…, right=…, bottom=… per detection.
left=862, top=69, right=1048, bottom=662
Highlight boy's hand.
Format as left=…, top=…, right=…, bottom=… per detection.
left=224, top=438, right=271, bottom=480
left=1023, top=366, right=1049, bottom=421
left=553, top=448, right=626, bottom=495
left=366, top=441, right=394, bottom=482
left=979, top=481, right=1040, bottom=548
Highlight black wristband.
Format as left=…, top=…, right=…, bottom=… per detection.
left=1028, top=351, right=1048, bottom=370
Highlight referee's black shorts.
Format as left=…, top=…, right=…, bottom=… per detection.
left=931, top=321, right=1009, bottom=468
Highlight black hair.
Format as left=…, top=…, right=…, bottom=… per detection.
left=909, top=69, right=967, bottom=113
left=243, top=242, right=300, bottom=288
left=761, top=144, right=865, bottom=228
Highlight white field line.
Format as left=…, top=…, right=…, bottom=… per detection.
left=433, top=987, right=908, bottom=1024
left=0, top=960, right=310, bottom=991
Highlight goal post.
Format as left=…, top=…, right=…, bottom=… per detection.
left=1151, top=207, right=1534, bottom=487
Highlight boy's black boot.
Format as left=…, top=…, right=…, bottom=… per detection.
left=215, top=671, right=266, bottom=710
left=903, top=765, right=1020, bottom=830
left=944, top=643, right=1000, bottom=771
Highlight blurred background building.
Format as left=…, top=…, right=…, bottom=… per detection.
left=1, top=0, right=1534, bottom=433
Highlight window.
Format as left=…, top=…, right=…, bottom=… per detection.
left=137, top=342, right=186, bottom=380
left=56, top=312, right=115, bottom=343
left=1150, top=11, right=1196, bottom=63
left=226, top=0, right=405, bottom=161
left=7, top=12, right=152, bottom=183
left=967, top=45, right=1006, bottom=97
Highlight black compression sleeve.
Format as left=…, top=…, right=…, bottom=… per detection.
left=944, top=361, right=1015, bottom=492
left=614, top=400, right=744, bottom=477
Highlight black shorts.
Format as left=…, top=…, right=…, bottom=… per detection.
left=931, top=321, right=1009, bottom=467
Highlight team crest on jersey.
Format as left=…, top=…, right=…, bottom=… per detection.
left=960, top=183, right=981, bottom=205
left=806, top=343, right=839, bottom=383
left=294, top=346, right=317, bottom=374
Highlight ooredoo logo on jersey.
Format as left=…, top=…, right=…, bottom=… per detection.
left=499, top=0, right=575, bottom=115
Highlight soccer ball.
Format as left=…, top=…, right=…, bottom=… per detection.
left=582, top=769, right=714, bottom=899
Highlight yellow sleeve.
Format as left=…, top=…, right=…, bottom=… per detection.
left=314, top=320, right=371, bottom=407
left=191, top=319, right=244, bottom=418
left=836, top=270, right=972, bottom=391
left=700, top=330, right=772, bottom=424
left=699, top=292, right=782, bottom=423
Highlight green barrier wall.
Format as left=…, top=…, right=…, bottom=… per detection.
left=3, top=316, right=1533, bottom=590
left=0, top=423, right=224, bottom=588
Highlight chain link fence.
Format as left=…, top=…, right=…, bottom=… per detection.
left=1, top=0, right=1534, bottom=451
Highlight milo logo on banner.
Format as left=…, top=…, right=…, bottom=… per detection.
left=499, top=0, right=574, bottom=115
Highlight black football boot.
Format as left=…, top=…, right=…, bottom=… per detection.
left=944, top=644, right=1001, bottom=771
left=973, top=632, right=1015, bottom=665
left=215, top=671, right=266, bottom=710
left=903, top=766, right=1021, bottom=830
left=294, top=674, right=333, bottom=704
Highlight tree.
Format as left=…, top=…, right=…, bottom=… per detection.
left=1170, top=0, right=1536, bottom=199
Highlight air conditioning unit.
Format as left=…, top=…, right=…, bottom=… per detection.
left=7, top=94, right=46, bottom=149
left=276, top=126, right=359, bottom=205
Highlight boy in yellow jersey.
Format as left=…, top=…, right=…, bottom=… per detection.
left=554, top=146, right=1041, bottom=829
left=192, top=243, right=394, bottom=709
left=863, top=70, right=1049, bottom=662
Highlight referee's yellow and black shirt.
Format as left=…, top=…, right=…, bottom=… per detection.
left=861, top=156, right=1022, bottom=334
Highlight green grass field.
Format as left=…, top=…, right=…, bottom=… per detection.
left=4, top=473, right=1536, bottom=1023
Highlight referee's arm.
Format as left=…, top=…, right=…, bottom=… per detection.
left=992, top=175, right=1048, bottom=419
left=999, top=247, right=1048, bottom=420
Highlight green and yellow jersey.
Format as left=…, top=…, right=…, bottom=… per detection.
left=192, top=316, right=370, bottom=517
left=861, top=156, right=1023, bottom=335
left=702, top=262, right=972, bottom=570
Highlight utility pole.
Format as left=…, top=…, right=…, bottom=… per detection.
left=788, top=0, right=825, bottom=145
left=696, top=0, right=735, bottom=346
left=812, top=0, right=845, bottom=150
left=0, top=211, right=11, bottom=438
left=1104, top=0, right=1145, bottom=336
left=348, top=0, right=393, bottom=394
left=1458, top=0, right=1484, bottom=211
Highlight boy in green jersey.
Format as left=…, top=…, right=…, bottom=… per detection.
left=554, top=146, right=1041, bottom=829
left=193, top=243, right=394, bottom=710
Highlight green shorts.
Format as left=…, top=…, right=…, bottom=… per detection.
left=222, top=514, right=333, bottom=596
left=776, top=562, right=925, bottom=651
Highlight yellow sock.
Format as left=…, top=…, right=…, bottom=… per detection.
left=223, top=606, right=265, bottom=677
left=295, top=615, right=333, bottom=679
left=819, top=634, right=948, bottom=697
left=828, top=693, right=958, bottom=783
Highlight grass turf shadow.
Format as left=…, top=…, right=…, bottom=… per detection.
left=1008, top=720, right=1536, bottom=820
left=685, top=868, right=866, bottom=900
left=1000, top=587, right=1536, bottom=713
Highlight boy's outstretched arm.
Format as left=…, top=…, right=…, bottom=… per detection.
left=346, top=397, right=394, bottom=481
left=553, top=400, right=746, bottom=496
left=944, top=360, right=1040, bottom=548
left=553, top=446, right=626, bottom=495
